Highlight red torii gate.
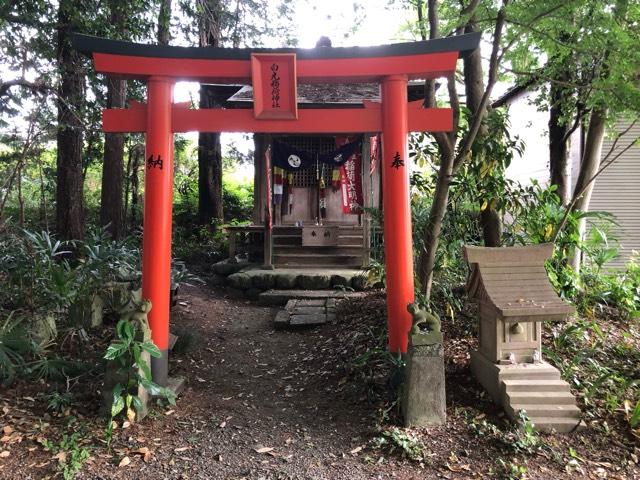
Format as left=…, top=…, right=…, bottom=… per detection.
left=73, top=33, right=480, bottom=386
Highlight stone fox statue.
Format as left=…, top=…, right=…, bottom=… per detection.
left=407, top=303, right=441, bottom=334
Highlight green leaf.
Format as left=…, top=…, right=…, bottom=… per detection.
left=104, top=342, right=127, bottom=360
left=140, top=341, right=161, bottom=358
left=111, top=384, right=125, bottom=418
left=131, top=395, right=143, bottom=413
left=137, top=356, right=152, bottom=381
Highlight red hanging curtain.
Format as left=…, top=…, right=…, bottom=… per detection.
left=335, top=136, right=363, bottom=214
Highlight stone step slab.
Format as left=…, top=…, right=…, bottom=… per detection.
left=272, top=298, right=340, bottom=328
left=507, top=403, right=581, bottom=419
left=528, top=417, right=585, bottom=434
left=502, top=379, right=571, bottom=392
left=290, top=314, right=328, bottom=326
left=506, top=391, right=576, bottom=405
left=499, top=365, right=562, bottom=381
left=259, top=289, right=365, bottom=306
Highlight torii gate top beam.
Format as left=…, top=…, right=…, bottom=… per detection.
left=72, top=32, right=480, bottom=84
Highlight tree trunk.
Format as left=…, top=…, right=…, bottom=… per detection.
left=197, top=98, right=223, bottom=225
left=570, top=107, right=607, bottom=271
left=417, top=145, right=454, bottom=299
left=157, top=0, right=172, bottom=45
left=100, top=1, right=128, bottom=239
left=480, top=209, right=502, bottom=246
left=548, top=83, right=571, bottom=206
left=198, top=1, right=223, bottom=227
left=464, top=15, right=501, bottom=247
left=129, top=144, right=143, bottom=230
left=56, top=0, right=85, bottom=240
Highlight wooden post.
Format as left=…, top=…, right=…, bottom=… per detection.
left=381, top=75, right=414, bottom=353
left=228, top=230, right=237, bottom=259
left=142, top=76, right=174, bottom=386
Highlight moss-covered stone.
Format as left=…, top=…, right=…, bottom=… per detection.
left=330, top=274, right=351, bottom=288
left=211, top=259, right=251, bottom=276
left=32, top=314, right=57, bottom=345
left=352, top=274, right=368, bottom=291
left=251, top=272, right=276, bottom=290
left=299, top=274, right=331, bottom=290
left=227, top=272, right=252, bottom=290
left=275, top=272, right=300, bottom=289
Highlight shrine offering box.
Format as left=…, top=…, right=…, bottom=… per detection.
left=302, top=225, right=339, bottom=247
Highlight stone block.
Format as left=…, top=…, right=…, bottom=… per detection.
left=227, top=272, right=252, bottom=289
left=298, top=274, right=331, bottom=290
left=294, top=306, right=326, bottom=315
left=275, top=273, right=300, bottom=289
left=402, top=343, right=446, bottom=427
left=273, top=310, right=290, bottom=329
left=351, top=275, right=368, bottom=291
left=251, top=272, right=276, bottom=290
left=31, top=313, right=57, bottom=345
left=331, top=274, right=351, bottom=288
left=289, top=314, right=327, bottom=326
left=211, top=258, right=249, bottom=276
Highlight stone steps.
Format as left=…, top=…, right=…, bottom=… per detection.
left=259, top=289, right=366, bottom=306
left=526, top=417, right=584, bottom=433
left=506, top=403, right=581, bottom=419
left=506, top=391, right=576, bottom=405
left=502, top=379, right=571, bottom=392
left=500, top=369, right=582, bottom=433
left=499, top=366, right=561, bottom=381
left=273, top=252, right=363, bottom=267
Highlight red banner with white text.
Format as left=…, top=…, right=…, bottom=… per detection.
left=336, top=136, right=363, bottom=214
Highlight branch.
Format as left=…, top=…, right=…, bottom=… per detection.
left=0, top=77, right=49, bottom=98
left=453, top=1, right=508, bottom=171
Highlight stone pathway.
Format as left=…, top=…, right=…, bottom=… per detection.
left=274, top=298, right=338, bottom=328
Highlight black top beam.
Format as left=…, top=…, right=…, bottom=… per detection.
left=72, top=32, right=480, bottom=61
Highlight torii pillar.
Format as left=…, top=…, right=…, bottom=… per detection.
left=142, top=77, right=174, bottom=385
left=381, top=75, right=413, bottom=353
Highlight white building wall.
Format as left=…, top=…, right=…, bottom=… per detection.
left=504, top=92, right=550, bottom=186
left=587, top=120, right=640, bottom=268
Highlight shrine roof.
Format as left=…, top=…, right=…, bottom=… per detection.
left=464, top=244, right=575, bottom=322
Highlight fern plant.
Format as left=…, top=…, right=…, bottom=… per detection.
left=0, top=312, right=31, bottom=384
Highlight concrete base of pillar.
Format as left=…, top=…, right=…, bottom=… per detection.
left=401, top=343, right=446, bottom=427
left=151, top=349, right=169, bottom=386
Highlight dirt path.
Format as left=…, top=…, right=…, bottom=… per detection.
left=86, top=284, right=420, bottom=479
left=2, top=282, right=638, bottom=479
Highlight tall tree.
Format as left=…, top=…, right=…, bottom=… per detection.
left=504, top=0, right=639, bottom=268
left=56, top=0, right=86, bottom=240
left=417, top=0, right=508, bottom=299
left=158, top=0, right=172, bottom=45
left=99, top=0, right=128, bottom=240
left=197, top=0, right=224, bottom=227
